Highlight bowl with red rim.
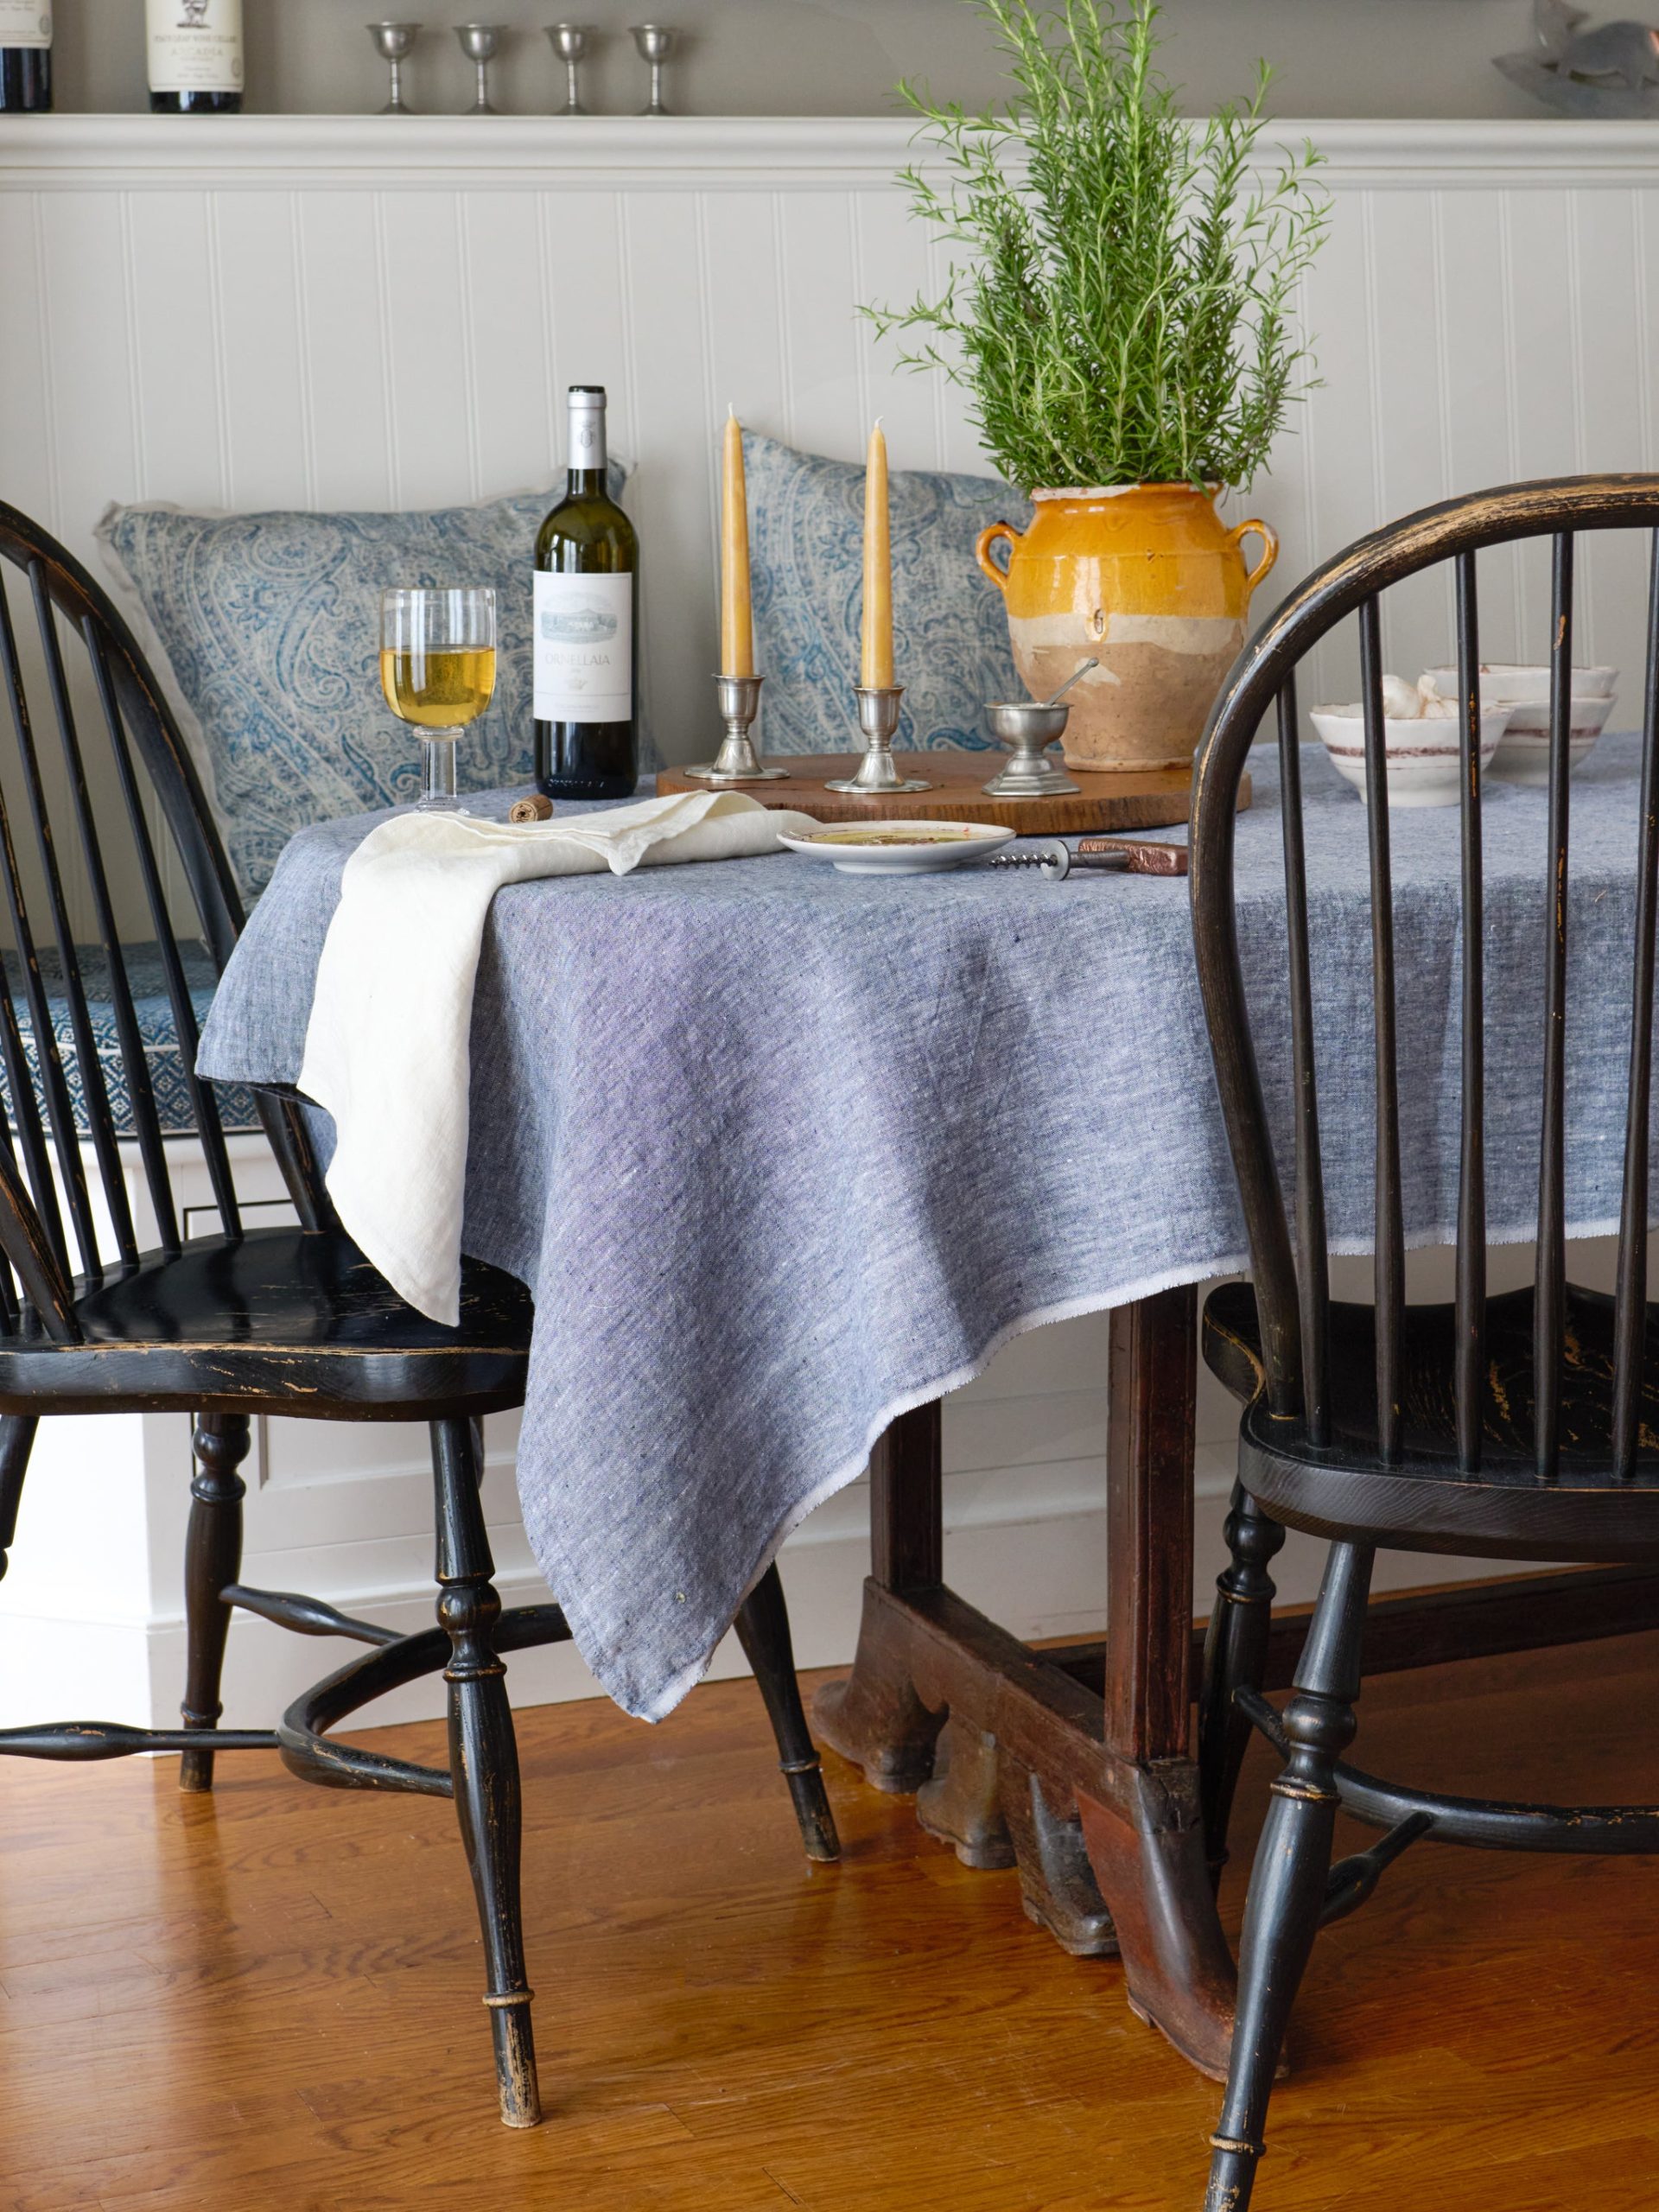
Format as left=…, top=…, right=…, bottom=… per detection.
left=1311, top=680, right=1510, bottom=809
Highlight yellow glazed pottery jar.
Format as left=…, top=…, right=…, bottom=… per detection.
left=976, top=484, right=1276, bottom=772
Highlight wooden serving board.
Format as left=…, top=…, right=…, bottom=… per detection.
left=658, top=750, right=1248, bottom=832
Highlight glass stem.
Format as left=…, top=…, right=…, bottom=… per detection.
left=418, top=732, right=461, bottom=811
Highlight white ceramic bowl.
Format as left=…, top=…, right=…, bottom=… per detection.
left=1310, top=706, right=1511, bottom=808
left=1421, top=664, right=1618, bottom=785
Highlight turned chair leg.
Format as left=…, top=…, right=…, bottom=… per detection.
left=1204, top=1541, right=1372, bottom=2212
left=1198, top=1484, right=1285, bottom=1885
left=0, top=1414, right=37, bottom=1581
left=432, top=1417, right=542, bottom=2129
left=179, top=1413, right=252, bottom=1793
left=734, top=1561, right=840, bottom=1864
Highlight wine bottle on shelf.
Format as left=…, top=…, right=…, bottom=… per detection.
left=534, top=385, right=639, bottom=803
left=146, top=0, right=243, bottom=113
left=0, top=3, right=53, bottom=113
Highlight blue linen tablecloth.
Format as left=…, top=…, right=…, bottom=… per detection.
left=197, top=735, right=1659, bottom=1719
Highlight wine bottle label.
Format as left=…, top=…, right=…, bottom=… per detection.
left=0, top=3, right=52, bottom=47
left=146, top=0, right=244, bottom=91
left=533, top=573, right=632, bottom=724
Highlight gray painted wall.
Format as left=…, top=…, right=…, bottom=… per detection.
left=52, top=2, right=1545, bottom=121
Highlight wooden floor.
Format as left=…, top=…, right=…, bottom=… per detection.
left=9, top=1640, right=1659, bottom=2212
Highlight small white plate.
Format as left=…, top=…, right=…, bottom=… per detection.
left=778, top=821, right=1015, bottom=875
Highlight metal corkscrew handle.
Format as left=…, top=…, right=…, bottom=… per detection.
left=986, top=839, right=1130, bottom=882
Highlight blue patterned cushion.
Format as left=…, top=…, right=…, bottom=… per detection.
left=744, top=431, right=1029, bottom=754
left=0, top=943, right=258, bottom=1141
left=97, top=474, right=634, bottom=897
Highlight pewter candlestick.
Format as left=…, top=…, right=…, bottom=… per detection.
left=455, top=23, right=504, bottom=112
left=630, top=22, right=674, bottom=115
left=825, top=685, right=931, bottom=795
left=683, top=673, right=789, bottom=783
left=546, top=23, right=589, bottom=113
left=367, top=21, right=421, bottom=112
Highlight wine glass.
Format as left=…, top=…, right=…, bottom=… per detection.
left=379, top=587, right=497, bottom=813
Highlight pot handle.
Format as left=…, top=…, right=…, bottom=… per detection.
left=976, top=519, right=1022, bottom=594
left=1228, top=517, right=1279, bottom=597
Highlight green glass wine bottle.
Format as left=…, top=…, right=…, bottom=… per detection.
left=533, top=385, right=639, bottom=801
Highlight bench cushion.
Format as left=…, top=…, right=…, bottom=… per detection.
left=96, top=471, right=635, bottom=898
left=0, top=942, right=260, bottom=1141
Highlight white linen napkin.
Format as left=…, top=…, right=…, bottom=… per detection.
left=297, top=790, right=820, bottom=1325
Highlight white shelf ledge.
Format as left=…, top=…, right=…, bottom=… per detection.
left=2, top=112, right=1659, bottom=192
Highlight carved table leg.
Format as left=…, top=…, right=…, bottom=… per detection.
left=1079, top=1287, right=1239, bottom=2081
left=917, top=1712, right=1014, bottom=1869
left=1000, top=1758, right=1117, bottom=1955
left=814, top=1402, right=947, bottom=1791
left=180, top=1413, right=252, bottom=1794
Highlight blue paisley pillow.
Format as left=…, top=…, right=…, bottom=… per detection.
left=744, top=431, right=1029, bottom=754
left=98, top=472, right=632, bottom=897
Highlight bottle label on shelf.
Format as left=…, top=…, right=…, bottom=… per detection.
left=533, top=573, right=632, bottom=723
left=145, top=0, right=244, bottom=91
left=0, top=3, right=52, bottom=47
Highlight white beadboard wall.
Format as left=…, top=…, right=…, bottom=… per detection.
left=0, top=113, right=1650, bottom=1730
left=6, top=117, right=1659, bottom=760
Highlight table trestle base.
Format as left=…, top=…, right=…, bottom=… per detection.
left=814, top=1573, right=1240, bottom=2082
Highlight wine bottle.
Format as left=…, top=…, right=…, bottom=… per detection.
left=0, top=3, right=53, bottom=113
left=534, top=386, right=639, bottom=802
left=146, top=0, right=244, bottom=113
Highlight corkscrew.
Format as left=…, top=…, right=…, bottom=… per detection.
left=984, top=836, right=1189, bottom=882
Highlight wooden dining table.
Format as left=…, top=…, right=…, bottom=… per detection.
left=199, top=735, right=1659, bottom=2081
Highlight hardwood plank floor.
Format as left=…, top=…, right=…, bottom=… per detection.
left=5, top=1636, right=1659, bottom=2210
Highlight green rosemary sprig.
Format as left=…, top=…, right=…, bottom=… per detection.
left=868, top=0, right=1329, bottom=493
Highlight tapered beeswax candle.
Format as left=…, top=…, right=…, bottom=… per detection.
left=861, top=420, right=893, bottom=690
left=720, top=410, right=755, bottom=679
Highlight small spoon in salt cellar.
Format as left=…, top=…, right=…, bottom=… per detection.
left=1043, top=656, right=1098, bottom=707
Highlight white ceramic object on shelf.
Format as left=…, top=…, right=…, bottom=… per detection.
left=777, top=821, right=1014, bottom=874
left=1311, top=675, right=1511, bottom=808
left=1420, top=663, right=1618, bottom=785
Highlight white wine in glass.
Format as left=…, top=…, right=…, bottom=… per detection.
left=379, top=587, right=497, bottom=811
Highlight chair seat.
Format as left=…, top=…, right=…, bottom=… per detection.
left=1, top=941, right=261, bottom=1139
left=1203, top=1278, right=1659, bottom=1562
left=0, top=1227, right=531, bottom=1418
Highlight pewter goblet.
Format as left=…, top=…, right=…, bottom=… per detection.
left=546, top=23, right=588, bottom=114
left=455, top=23, right=504, bottom=113
left=980, top=701, right=1081, bottom=798
left=367, top=21, right=421, bottom=113
left=630, top=22, right=674, bottom=115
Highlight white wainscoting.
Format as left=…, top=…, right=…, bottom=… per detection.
left=0, top=115, right=1645, bottom=1727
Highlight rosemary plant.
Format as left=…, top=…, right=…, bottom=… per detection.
left=870, top=0, right=1329, bottom=493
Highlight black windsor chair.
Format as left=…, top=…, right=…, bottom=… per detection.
left=1187, top=475, right=1659, bottom=2209
left=0, top=498, right=839, bottom=2131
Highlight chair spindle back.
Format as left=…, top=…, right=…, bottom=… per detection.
left=1191, top=475, right=1659, bottom=1480
left=0, top=501, right=326, bottom=1342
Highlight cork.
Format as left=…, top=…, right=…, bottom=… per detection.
left=508, top=794, right=556, bottom=823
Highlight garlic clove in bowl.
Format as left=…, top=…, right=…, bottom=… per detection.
left=1311, top=676, right=1510, bottom=808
